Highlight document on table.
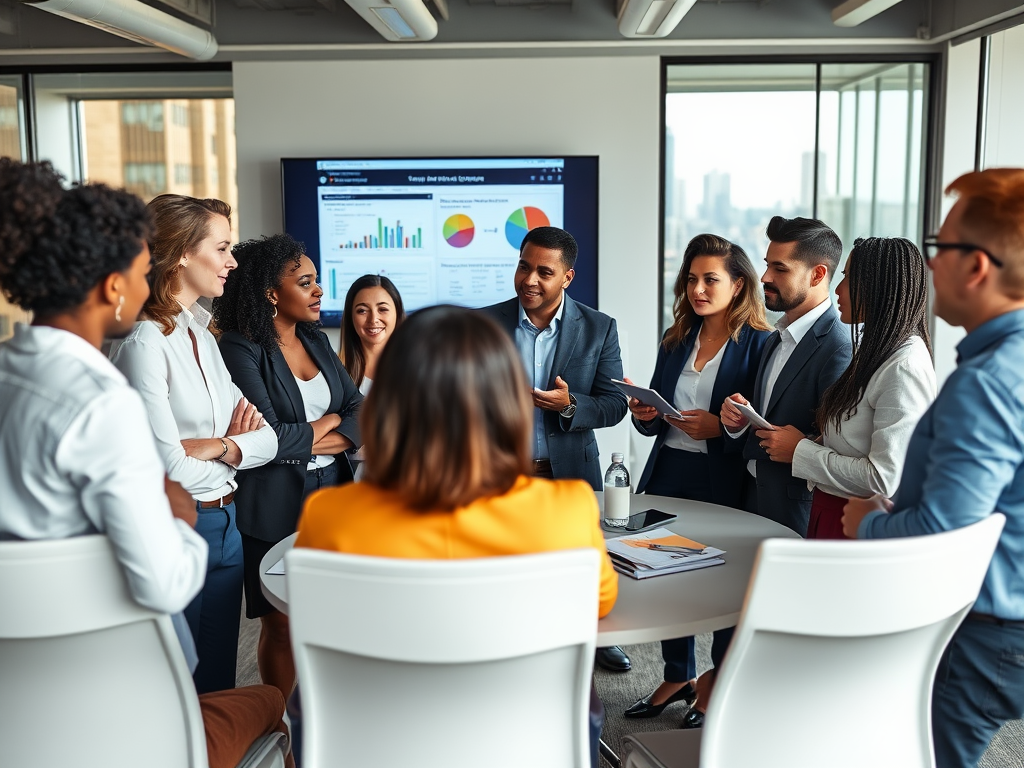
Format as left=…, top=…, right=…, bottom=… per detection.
left=605, top=527, right=726, bottom=580
left=266, top=558, right=286, bottom=576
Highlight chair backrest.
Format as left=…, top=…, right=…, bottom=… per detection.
left=286, top=547, right=601, bottom=768
left=0, top=535, right=208, bottom=768
left=702, top=514, right=1005, bottom=768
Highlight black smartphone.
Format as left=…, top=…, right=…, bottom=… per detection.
left=623, top=509, right=677, bottom=532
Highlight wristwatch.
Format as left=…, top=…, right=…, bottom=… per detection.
left=560, top=393, right=577, bottom=419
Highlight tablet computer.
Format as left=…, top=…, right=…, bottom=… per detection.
left=611, top=379, right=682, bottom=418
left=734, top=400, right=774, bottom=431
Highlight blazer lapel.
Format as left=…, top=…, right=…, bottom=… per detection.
left=549, top=295, right=581, bottom=389
left=710, top=329, right=743, bottom=417
left=271, top=344, right=305, bottom=421
left=752, top=330, right=781, bottom=410
left=497, top=297, right=520, bottom=337
left=302, top=333, right=344, bottom=412
left=764, top=309, right=836, bottom=416
left=660, top=331, right=696, bottom=403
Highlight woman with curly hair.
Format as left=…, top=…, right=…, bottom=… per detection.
left=338, top=274, right=405, bottom=394
left=113, top=194, right=279, bottom=694
left=215, top=233, right=362, bottom=699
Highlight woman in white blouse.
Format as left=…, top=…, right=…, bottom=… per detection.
left=215, top=233, right=362, bottom=700
left=757, top=236, right=935, bottom=538
left=338, top=274, right=405, bottom=396
left=113, top=195, right=278, bottom=694
left=621, top=234, right=772, bottom=725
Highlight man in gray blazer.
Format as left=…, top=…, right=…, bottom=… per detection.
left=722, top=216, right=853, bottom=537
left=482, top=226, right=630, bottom=673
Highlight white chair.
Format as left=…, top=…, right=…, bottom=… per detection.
left=0, top=535, right=288, bottom=768
left=286, top=547, right=601, bottom=768
left=621, top=514, right=1006, bottom=768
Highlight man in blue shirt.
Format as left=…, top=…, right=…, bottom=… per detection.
left=844, top=168, right=1024, bottom=768
left=482, top=226, right=630, bottom=674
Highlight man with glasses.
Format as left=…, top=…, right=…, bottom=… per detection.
left=844, top=168, right=1024, bottom=768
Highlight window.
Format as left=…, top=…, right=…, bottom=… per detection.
left=174, top=163, right=193, bottom=184
left=663, top=61, right=930, bottom=332
left=121, top=101, right=165, bottom=132
left=172, top=103, right=190, bottom=128
left=0, top=76, right=25, bottom=161
left=124, top=162, right=167, bottom=193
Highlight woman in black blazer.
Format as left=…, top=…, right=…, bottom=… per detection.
left=214, top=233, right=362, bottom=700
left=623, top=234, right=771, bottom=725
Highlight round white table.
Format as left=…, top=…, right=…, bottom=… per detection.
left=260, top=491, right=799, bottom=646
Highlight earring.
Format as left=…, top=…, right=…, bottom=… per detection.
left=115, top=295, right=125, bottom=323
left=271, top=303, right=278, bottom=319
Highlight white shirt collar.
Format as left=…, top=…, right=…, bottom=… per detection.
left=518, top=291, right=565, bottom=331
left=11, top=323, right=125, bottom=385
left=175, top=301, right=213, bottom=331
left=776, top=298, right=831, bottom=345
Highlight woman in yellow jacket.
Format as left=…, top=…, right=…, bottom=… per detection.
left=295, top=304, right=617, bottom=767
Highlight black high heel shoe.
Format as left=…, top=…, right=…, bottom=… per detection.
left=623, top=683, right=697, bottom=718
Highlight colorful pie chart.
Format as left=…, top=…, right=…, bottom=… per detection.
left=443, top=213, right=475, bottom=248
left=505, top=206, right=550, bottom=249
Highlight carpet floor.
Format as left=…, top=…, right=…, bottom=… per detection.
left=234, top=605, right=1024, bottom=766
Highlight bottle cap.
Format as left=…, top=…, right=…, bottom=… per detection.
left=611, top=452, right=624, bottom=463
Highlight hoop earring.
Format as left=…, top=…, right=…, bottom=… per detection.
left=271, top=304, right=278, bottom=319
left=114, top=295, right=125, bottom=323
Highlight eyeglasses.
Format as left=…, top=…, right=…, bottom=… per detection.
left=922, top=237, right=1005, bottom=269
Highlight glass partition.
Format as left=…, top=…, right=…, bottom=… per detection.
left=664, top=60, right=930, bottom=332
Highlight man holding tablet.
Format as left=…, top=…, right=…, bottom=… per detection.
left=482, top=225, right=630, bottom=672
left=720, top=216, right=852, bottom=537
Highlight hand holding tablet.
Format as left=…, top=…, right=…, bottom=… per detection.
left=733, top=400, right=774, bottom=431
left=611, top=379, right=682, bottom=419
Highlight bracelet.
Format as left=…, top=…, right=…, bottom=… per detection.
left=217, top=438, right=229, bottom=461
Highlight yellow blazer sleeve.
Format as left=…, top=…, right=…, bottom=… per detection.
left=593, top=519, right=619, bottom=618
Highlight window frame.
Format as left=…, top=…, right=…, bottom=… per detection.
left=658, top=53, right=942, bottom=339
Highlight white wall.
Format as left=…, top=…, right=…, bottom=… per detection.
left=985, top=25, right=1024, bottom=168
left=932, top=39, right=979, bottom=387
left=233, top=56, right=662, bottom=478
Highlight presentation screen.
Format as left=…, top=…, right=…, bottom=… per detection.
left=280, top=156, right=598, bottom=325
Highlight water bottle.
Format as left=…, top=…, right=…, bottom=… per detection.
left=603, top=452, right=631, bottom=528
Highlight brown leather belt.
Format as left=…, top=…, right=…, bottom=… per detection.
left=197, top=492, right=235, bottom=509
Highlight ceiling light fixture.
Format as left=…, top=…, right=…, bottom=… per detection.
left=21, top=0, right=218, bottom=59
left=344, top=0, right=437, bottom=41
left=831, top=0, right=904, bottom=27
left=616, top=0, right=698, bottom=39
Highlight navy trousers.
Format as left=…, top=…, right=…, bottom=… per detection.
left=185, top=500, right=244, bottom=694
left=932, top=616, right=1024, bottom=768
left=643, top=447, right=714, bottom=683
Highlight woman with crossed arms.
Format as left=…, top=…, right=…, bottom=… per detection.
left=756, top=236, right=935, bottom=539
left=622, top=234, right=771, bottom=727
left=114, top=195, right=278, bottom=694
left=215, top=233, right=362, bottom=699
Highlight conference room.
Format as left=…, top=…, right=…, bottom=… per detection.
left=2, top=0, right=1024, bottom=766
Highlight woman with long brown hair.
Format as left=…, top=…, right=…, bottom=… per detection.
left=337, top=274, right=405, bottom=395
left=113, top=194, right=278, bottom=694
left=621, top=233, right=771, bottom=725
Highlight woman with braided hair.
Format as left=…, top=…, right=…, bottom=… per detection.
left=756, top=236, right=936, bottom=538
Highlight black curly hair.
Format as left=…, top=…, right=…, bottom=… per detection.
left=213, top=232, right=320, bottom=352
left=0, top=159, right=151, bottom=317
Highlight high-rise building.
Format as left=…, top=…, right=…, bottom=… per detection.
left=702, top=170, right=732, bottom=225
left=800, top=150, right=825, bottom=215
left=81, top=98, right=238, bottom=239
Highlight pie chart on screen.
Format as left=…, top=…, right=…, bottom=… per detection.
left=443, top=214, right=475, bottom=248
left=505, top=207, right=550, bottom=249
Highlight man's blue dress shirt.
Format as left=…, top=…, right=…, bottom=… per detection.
left=860, top=309, right=1024, bottom=619
left=515, top=296, right=564, bottom=461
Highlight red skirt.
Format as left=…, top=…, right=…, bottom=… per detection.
left=806, top=488, right=851, bottom=540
